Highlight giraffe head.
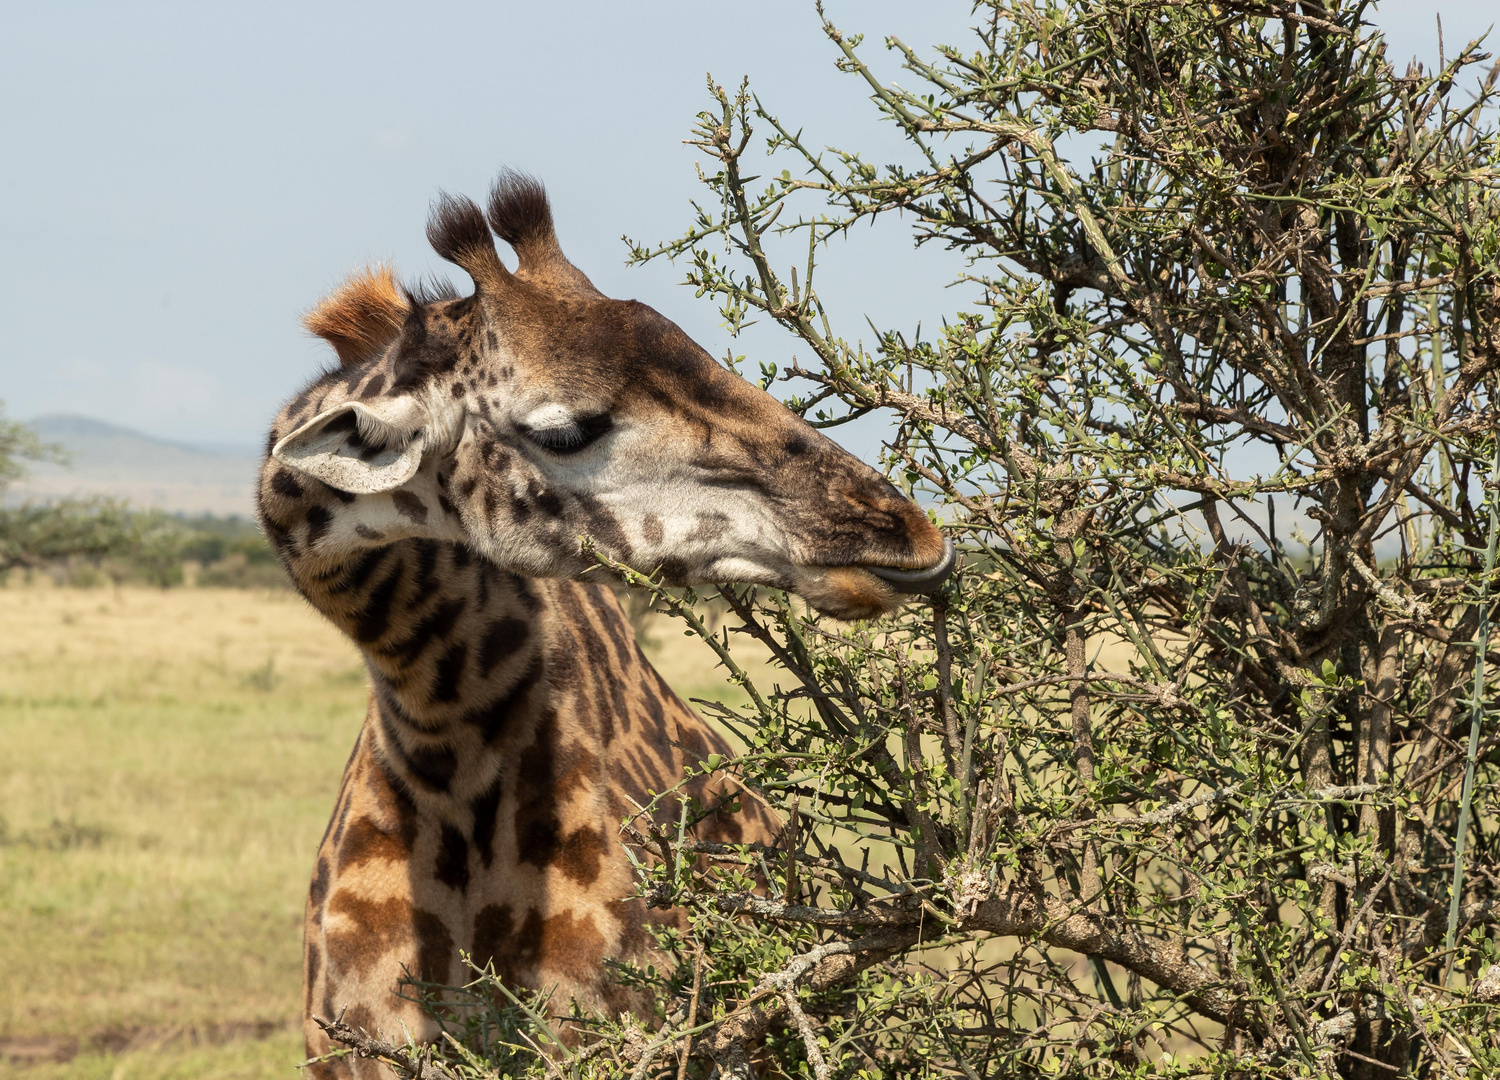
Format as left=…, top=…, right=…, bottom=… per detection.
left=271, top=173, right=952, bottom=620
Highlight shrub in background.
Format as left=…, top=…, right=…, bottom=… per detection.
left=0, top=404, right=281, bottom=587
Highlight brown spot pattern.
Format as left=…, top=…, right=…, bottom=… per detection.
left=392, top=490, right=429, bottom=524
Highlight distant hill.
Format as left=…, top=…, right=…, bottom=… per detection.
left=8, top=415, right=261, bottom=517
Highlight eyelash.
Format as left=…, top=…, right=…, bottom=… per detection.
left=523, top=413, right=613, bottom=455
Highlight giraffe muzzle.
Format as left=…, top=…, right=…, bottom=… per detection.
left=868, top=537, right=957, bottom=594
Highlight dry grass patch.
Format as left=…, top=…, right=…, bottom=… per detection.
left=0, top=583, right=765, bottom=1077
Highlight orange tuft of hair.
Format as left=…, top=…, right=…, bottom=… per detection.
left=302, top=265, right=409, bottom=367
left=798, top=567, right=900, bottom=622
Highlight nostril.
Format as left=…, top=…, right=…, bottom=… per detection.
left=840, top=488, right=879, bottom=511
left=840, top=486, right=907, bottom=515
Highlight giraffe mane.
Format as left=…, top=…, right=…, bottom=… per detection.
left=303, top=264, right=410, bottom=368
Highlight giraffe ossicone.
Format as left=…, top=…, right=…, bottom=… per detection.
left=257, top=171, right=952, bottom=1077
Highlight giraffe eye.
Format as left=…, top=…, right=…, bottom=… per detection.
left=522, top=413, right=613, bottom=455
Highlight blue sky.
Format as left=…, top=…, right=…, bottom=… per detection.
left=1, top=1, right=1493, bottom=453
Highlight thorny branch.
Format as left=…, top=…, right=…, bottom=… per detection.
left=312, top=1013, right=461, bottom=1080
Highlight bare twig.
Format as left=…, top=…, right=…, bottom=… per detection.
left=312, top=1013, right=460, bottom=1080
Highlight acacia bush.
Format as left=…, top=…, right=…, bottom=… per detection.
left=0, top=403, right=178, bottom=583
left=357, top=3, right=1500, bottom=1077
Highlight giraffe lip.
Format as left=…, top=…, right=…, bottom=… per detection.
left=866, top=538, right=956, bottom=594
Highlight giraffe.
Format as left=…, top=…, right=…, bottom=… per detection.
left=256, top=172, right=954, bottom=1076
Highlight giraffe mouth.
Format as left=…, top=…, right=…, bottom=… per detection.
left=866, top=537, right=956, bottom=594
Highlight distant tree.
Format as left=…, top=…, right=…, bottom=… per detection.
left=0, top=402, right=187, bottom=581
left=0, top=401, right=65, bottom=488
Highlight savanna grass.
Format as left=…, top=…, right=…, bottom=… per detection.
left=0, top=582, right=763, bottom=1077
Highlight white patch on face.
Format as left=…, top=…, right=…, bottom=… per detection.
left=604, top=469, right=793, bottom=584
left=697, top=555, right=792, bottom=589
left=417, top=380, right=468, bottom=454
left=326, top=488, right=468, bottom=549
left=457, top=401, right=801, bottom=584
left=514, top=422, right=788, bottom=579
left=520, top=403, right=575, bottom=432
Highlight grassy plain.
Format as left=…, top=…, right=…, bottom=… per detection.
left=0, top=584, right=766, bottom=1078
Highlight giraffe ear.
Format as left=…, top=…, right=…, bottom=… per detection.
left=272, top=400, right=425, bottom=495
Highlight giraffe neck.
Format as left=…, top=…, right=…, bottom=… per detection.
left=350, top=543, right=549, bottom=798
left=259, top=436, right=697, bottom=811
left=262, top=454, right=782, bottom=1062
left=263, top=459, right=558, bottom=813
